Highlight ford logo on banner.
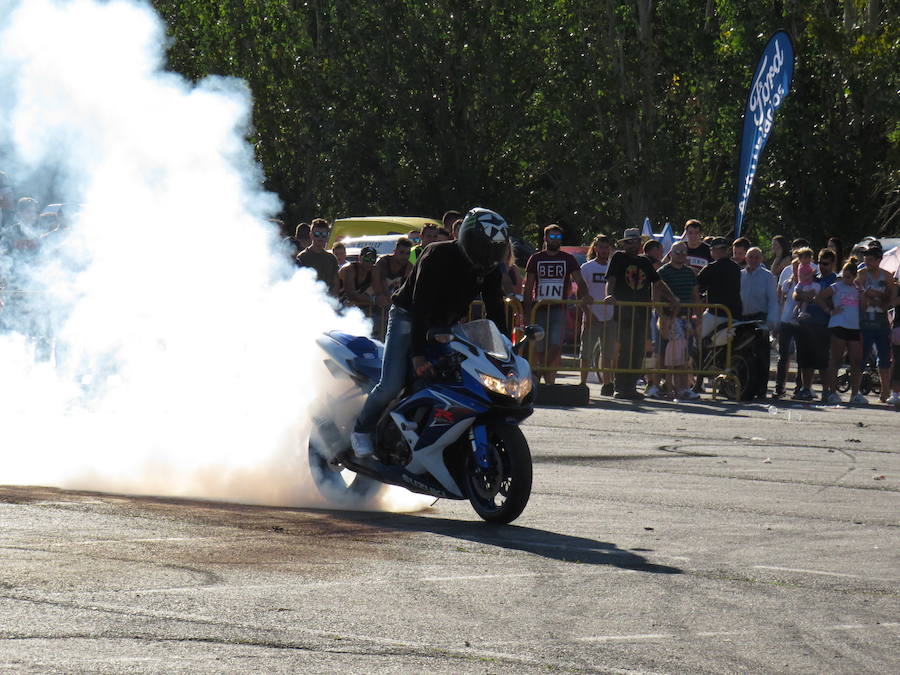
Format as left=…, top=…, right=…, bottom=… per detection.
left=734, top=30, right=794, bottom=238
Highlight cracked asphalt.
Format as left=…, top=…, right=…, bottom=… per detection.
left=0, top=384, right=897, bottom=673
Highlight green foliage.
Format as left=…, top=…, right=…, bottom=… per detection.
left=151, top=0, right=899, bottom=248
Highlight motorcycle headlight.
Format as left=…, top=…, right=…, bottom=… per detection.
left=479, top=372, right=532, bottom=401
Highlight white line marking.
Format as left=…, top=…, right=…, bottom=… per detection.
left=752, top=565, right=897, bottom=581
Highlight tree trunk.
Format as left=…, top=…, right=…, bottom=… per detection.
left=843, top=0, right=857, bottom=30
left=867, top=0, right=881, bottom=32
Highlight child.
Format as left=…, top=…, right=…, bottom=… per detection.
left=792, top=262, right=819, bottom=322
left=659, top=307, right=691, bottom=399
left=816, top=257, right=865, bottom=406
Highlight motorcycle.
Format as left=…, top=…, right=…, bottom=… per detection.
left=308, top=319, right=541, bottom=524
left=697, top=312, right=768, bottom=400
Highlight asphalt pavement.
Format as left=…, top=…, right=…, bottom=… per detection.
left=0, top=382, right=897, bottom=673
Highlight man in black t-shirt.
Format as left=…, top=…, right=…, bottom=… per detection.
left=683, top=219, right=712, bottom=272
left=697, top=237, right=743, bottom=322
left=603, top=228, right=679, bottom=400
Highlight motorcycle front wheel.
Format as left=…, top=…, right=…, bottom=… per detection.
left=463, top=424, right=532, bottom=525
left=307, top=434, right=381, bottom=506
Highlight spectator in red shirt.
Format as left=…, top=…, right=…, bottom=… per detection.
left=523, top=224, right=592, bottom=385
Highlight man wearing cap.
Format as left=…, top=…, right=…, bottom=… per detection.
left=296, top=218, right=339, bottom=297
left=698, top=237, right=743, bottom=324
left=603, top=227, right=680, bottom=400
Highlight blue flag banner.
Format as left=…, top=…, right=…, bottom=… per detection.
left=734, top=30, right=794, bottom=238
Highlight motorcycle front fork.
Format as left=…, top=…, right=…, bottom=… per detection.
left=469, top=425, right=493, bottom=469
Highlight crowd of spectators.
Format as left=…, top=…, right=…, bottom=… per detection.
left=518, top=218, right=900, bottom=407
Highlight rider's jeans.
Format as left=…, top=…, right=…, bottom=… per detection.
left=355, top=305, right=412, bottom=434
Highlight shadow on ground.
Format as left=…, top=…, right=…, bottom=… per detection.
left=330, top=510, right=683, bottom=574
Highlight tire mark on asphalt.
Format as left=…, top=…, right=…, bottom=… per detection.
left=0, top=545, right=222, bottom=587
left=528, top=422, right=898, bottom=456
left=0, top=618, right=616, bottom=673
left=576, top=622, right=900, bottom=643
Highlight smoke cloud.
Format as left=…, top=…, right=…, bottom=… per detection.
left=0, top=0, right=427, bottom=511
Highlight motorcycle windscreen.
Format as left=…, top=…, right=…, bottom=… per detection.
left=455, top=319, right=510, bottom=360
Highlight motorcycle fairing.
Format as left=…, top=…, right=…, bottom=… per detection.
left=317, top=331, right=385, bottom=383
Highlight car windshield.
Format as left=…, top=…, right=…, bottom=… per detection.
left=455, top=319, right=509, bottom=360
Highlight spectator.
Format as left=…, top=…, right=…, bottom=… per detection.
left=339, top=245, right=379, bottom=310
left=436, top=227, right=453, bottom=242
left=775, top=259, right=802, bottom=398
left=296, top=218, right=339, bottom=297
left=282, top=222, right=311, bottom=267
left=790, top=260, right=824, bottom=401
left=658, top=306, right=690, bottom=397
left=741, top=247, right=779, bottom=328
left=643, top=239, right=664, bottom=269
left=442, top=210, right=462, bottom=236
left=770, top=235, right=791, bottom=278
left=697, top=237, right=743, bottom=329
left=827, top=236, right=844, bottom=268
left=793, top=263, right=818, bottom=321
left=523, top=224, right=591, bottom=385
left=889, top=277, right=900, bottom=406
left=331, top=241, right=349, bottom=269
left=295, top=222, right=312, bottom=250
left=603, top=227, right=679, bottom=400
left=797, top=248, right=839, bottom=402
left=775, top=246, right=814, bottom=397
left=695, top=237, right=742, bottom=394
left=658, top=241, right=701, bottom=399
left=732, top=236, right=751, bottom=269
left=642, top=238, right=666, bottom=396
left=579, top=234, right=617, bottom=394
left=857, top=244, right=897, bottom=402
left=817, top=257, right=866, bottom=405
left=373, top=237, right=413, bottom=306
left=682, top=219, right=712, bottom=272
left=406, top=230, right=422, bottom=264
left=778, top=238, right=813, bottom=286
left=500, top=242, right=524, bottom=301
left=740, top=247, right=779, bottom=398
left=412, top=223, right=439, bottom=259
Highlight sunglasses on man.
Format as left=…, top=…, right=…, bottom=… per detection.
left=361, top=253, right=377, bottom=263
left=547, top=233, right=563, bottom=240
left=312, top=231, right=329, bottom=239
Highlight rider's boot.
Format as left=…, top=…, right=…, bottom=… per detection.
left=351, top=432, right=375, bottom=458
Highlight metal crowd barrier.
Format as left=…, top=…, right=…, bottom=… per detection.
left=525, top=299, right=740, bottom=399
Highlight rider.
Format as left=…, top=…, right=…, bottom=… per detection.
left=350, top=207, right=510, bottom=457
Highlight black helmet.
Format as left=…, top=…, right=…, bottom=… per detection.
left=457, top=207, right=509, bottom=274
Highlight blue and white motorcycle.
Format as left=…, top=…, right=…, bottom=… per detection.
left=309, top=319, right=540, bottom=524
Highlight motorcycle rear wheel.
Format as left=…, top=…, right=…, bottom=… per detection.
left=307, top=434, right=381, bottom=506
left=463, top=425, right=532, bottom=525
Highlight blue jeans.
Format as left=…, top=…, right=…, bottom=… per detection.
left=355, top=305, right=412, bottom=433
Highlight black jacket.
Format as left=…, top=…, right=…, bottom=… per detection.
left=393, top=241, right=507, bottom=357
